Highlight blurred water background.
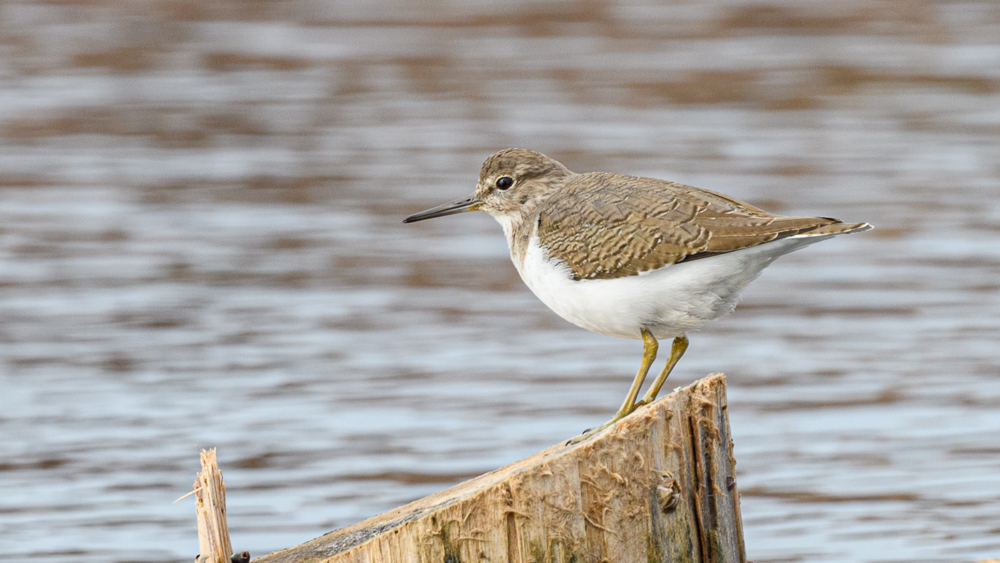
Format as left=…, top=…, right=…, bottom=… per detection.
left=1, top=1, right=999, bottom=561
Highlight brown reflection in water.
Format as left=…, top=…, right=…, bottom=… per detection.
left=718, top=4, right=944, bottom=38
left=404, top=259, right=521, bottom=291
left=741, top=488, right=919, bottom=503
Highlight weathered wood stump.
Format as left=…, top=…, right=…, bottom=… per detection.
left=256, top=373, right=744, bottom=563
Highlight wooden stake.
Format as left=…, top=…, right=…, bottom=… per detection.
left=255, top=373, right=745, bottom=563
left=195, top=448, right=233, bottom=563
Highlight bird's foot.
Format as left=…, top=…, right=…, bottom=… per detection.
left=566, top=410, right=630, bottom=445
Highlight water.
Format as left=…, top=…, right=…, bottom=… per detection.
left=1, top=1, right=999, bottom=561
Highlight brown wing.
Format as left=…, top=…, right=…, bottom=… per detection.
left=537, top=172, right=863, bottom=280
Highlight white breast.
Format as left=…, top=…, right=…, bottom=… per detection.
left=510, top=229, right=836, bottom=340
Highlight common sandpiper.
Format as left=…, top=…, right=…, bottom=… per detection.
left=405, top=149, right=871, bottom=438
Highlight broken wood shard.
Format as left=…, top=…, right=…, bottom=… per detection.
left=195, top=448, right=233, bottom=563
left=256, top=373, right=745, bottom=563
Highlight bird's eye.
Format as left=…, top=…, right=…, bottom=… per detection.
left=495, top=176, right=514, bottom=190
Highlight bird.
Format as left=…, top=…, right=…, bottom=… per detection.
left=404, top=148, right=871, bottom=437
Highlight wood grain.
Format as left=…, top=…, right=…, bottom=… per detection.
left=255, top=374, right=745, bottom=563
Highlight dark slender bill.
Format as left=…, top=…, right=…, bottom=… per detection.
left=403, top=195, right=481, bottom=223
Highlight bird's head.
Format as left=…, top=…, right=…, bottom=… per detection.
left=404, top=149, right=571, bottom=224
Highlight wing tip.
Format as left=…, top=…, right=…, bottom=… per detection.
left=794, top=221, right=873, bottom=238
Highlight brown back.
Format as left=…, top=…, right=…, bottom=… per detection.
left=537, top=172, right=867, bottom=280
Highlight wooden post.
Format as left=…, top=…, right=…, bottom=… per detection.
left=195, top=448, right=234, bottom=563
left=255, top=373, right=745, bottom=563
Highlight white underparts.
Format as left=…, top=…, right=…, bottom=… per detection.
left=509, top=226, right=839, bottom=340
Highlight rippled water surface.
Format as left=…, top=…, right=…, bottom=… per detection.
left=2, top=1, right=999, bottom=562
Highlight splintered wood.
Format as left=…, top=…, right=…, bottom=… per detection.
left=255, top=373, right=745, bottom=563
left=195, top=448, right=233, bottom=563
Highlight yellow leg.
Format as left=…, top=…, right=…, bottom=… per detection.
left=570, top=329, right=658, bottom=442
left=637, top=336, right=688, bottom=406
left=616, top=328, right=659, bottom=418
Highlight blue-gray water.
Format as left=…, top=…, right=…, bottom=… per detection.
left=1, top=1, right=999, bottom=561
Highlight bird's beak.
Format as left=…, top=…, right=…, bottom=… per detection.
left=403, top=194, right=481, bottom=223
